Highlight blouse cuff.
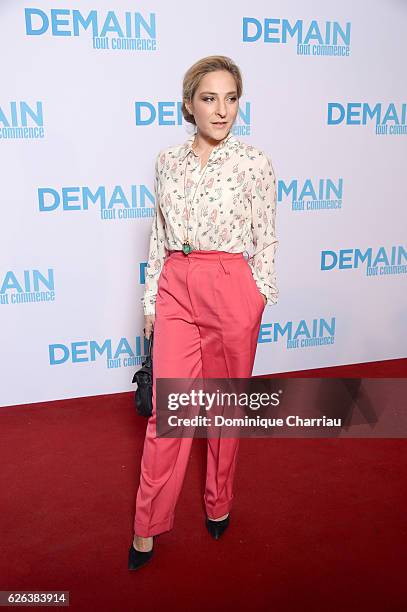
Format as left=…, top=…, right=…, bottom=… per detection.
left=249, top=264, right=279, bottom=306
left=141, top=295, right=156, bottom=316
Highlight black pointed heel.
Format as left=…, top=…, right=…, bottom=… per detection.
left=128, top=539, right=154, bottom=570
left=205, top=514, right=230, bottom=539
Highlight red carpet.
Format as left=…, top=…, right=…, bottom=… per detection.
left=1, top=358, right=406, bottom=611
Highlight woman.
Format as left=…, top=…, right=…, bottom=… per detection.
left=129, top=55, right=279, bottom=570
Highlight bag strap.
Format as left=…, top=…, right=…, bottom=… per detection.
left=244, top=241, right=277, bottom=261
left=148, top=329, right=154, bottom=358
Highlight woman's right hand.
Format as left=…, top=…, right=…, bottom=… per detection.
left=144, top=314, right=155, bottom=339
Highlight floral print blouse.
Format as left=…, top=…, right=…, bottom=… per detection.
left=141, top=130, right=279, bottom=316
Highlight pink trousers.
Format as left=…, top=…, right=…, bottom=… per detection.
left=133, top=249, right=265, bottom=537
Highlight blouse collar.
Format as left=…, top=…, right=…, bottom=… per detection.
left=178, top=130, right=240, bottom=165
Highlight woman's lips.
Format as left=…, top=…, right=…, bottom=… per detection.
left=212, top=122, right=227, bottom=128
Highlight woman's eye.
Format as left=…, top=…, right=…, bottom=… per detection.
left=202, top=97, right=237, bottom=102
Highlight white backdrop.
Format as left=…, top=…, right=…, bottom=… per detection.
left=1, top=0, right=406, bottom=407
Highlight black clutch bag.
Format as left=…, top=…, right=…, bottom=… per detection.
left=132, top=330, right=154, bottom=418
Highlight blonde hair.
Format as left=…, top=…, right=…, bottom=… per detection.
left=182, top=55, right=243, bottom=126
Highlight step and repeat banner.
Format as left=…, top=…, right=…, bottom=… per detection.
left=1, top=0, right=406, bottom=407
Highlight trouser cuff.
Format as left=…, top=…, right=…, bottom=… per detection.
left=204, top=497, right=233, bottom=519
left=134, top=514, right=175, bottom=537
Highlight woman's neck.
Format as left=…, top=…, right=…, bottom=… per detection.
left=192, top=130, right=230, bottom=157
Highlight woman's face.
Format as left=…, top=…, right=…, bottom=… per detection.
left=186, top=70, right=239, bottom=142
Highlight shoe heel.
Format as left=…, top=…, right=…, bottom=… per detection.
left=206, top=514, right=230, bottom=540
left=128, top=541, right=154, bottom=570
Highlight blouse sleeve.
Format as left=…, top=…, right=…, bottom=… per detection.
left=141, top=151, right=167, bottom=316
left=248, top=152, right=279, bottom=306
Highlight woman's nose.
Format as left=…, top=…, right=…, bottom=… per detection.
left=215, top=103, right=227, bottom=117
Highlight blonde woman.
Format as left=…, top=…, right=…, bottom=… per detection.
left=129, top=55, right=279, bottom=570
